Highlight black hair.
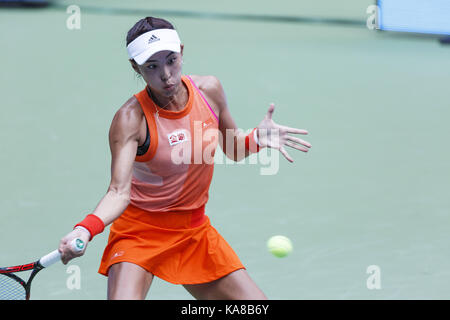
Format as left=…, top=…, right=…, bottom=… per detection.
left=126, top=17, right=175, bottom=47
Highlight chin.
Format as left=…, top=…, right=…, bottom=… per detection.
left=166, top=80, right=182, bottom=96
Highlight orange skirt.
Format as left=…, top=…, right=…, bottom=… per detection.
left=98, top=204, right=245, bottom=284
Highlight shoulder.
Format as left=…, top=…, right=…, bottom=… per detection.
left=189, top=75, right=222, bottom=92
left=109, top=96, right=144, bottom=141
left=191, top=75, right=223, bottom=96
left=188, top=75, right=226, bottom=115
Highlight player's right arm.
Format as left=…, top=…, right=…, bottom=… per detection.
left=91, top=98, right=142, bottom=226
left=59, top=97, right=144, bottom=264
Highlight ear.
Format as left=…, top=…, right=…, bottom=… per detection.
left=129, top=59, right=141, bottom=75
left=180, top=44, right=184, bottom=56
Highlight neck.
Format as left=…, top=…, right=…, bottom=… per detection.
left=147, top=81, right=188, bottom=112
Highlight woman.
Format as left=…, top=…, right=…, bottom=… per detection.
left=59, top=17, right=311, bottom=300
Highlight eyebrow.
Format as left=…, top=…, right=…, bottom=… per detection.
left=145, top=52, right=176, bottom=64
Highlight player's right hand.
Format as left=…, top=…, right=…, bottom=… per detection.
left=58, top=228, right=90, bottom=264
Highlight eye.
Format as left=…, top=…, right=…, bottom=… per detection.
left=147, top=64, right=157, bottom=70
left=168, top=57, right=177, bottom=65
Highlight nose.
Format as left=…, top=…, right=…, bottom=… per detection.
left=160, top=65, right=170, bottom=82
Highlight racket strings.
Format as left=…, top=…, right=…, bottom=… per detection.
left=0, top=274, right=26, bottom=300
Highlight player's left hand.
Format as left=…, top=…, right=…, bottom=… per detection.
left=256, top=103, right=311, bottom=162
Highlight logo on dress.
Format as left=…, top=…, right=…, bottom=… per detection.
left=202, top=118, right=215, bottom=129
left=168, top=129, right=189, bottom=146
left=110, top=250, right=124, bottom=260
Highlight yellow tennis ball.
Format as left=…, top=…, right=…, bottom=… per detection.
left=267, top=235, right=293, bottom=258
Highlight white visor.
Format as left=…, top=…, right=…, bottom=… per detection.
left=127, top=29, right=181, bottom=65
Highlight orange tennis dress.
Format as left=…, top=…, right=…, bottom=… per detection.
left=98, top=75, right=245, bottom=284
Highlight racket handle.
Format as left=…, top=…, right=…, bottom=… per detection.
left=39, top=238, right=85, bottom=268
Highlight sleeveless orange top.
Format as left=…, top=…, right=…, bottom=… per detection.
left=99, top=76, right=245, bottom=283
left=130, top=75, right=219, bottom=212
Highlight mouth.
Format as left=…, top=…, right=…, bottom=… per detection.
left=163, top=83, right=175, bottom=90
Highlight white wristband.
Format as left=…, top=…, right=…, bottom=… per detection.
left=253, top=128, right=261, bottom=146
left=75, top=226, right=92, bottom=239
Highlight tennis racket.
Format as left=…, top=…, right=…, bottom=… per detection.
left=0, top=238, right=84, bottom=300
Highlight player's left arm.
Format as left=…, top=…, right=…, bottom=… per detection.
left=197, top=75, right=312, bottom=162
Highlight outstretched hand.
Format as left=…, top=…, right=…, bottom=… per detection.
left=256, top=103, right=311, bottom=162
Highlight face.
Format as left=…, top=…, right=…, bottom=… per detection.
left=132, top=45, right=184, bottom=98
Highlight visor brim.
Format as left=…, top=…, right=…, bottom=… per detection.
left=133, top=42, right=181, bottom=65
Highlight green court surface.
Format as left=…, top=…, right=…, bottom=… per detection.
left=1, top=1, right=449, bottom=299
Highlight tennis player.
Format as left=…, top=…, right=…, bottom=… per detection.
left=58, top=17, right=311, bottom=300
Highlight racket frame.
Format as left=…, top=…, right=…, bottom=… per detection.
left=0, top=238, right=84, bottom=300
left=0, top=260, right=45, bottom=300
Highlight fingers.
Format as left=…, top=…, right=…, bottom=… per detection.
left=59, top=243, right=73, bottom=265
left=61, top=253, right=70, bottom=265
left=279, top=125, right=308, bottom=135
left=285, top=141, right=310, bottom=153
left=279, top=146, right=294, bottom=163
left=286, top=135, right=312, bottom=149
left=59, top=246, right=70, bottom=265
left=58, top=238, right=69, bottom=264
left=278, top=133, right=311, bottom=161
left=58, top=230, right=89, bottom=264
left=60, top=244, right=84, bottom=265
left=265, top=103, right=275, bottom=120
